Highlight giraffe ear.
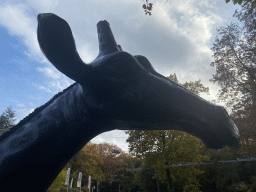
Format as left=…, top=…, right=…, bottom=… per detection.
left=37, top=13, right=92, bottom=83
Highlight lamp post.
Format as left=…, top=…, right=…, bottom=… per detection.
left=112, top=150, right=120, bottom=192
left=97, top=178, right=99, bottom=192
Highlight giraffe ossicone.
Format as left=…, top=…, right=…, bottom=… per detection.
left=0, top=13, right=240, bottom=191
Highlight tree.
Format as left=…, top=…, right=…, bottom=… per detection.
left=47, top=167, right=67, bottom=192
left=51, top=142, right=139, bottom=191
left=167, top=74, right=209, bottom=95
left=95, top=142, right=123, bottom=185
left=233, top=4, right=256, bottom=160
left=69, top=141, right=105, bottom=189
left=94, top=142, right=139, bottom=191
left=0, top=106, right=17, bottom=135
left=226, top=0, right=256, bottom=9
left=142, top=0, right=153, bottom=16
left=133, top=168, right=158, bottom=192
left=141, top=0, right=256, bottom=17
left=127, top=129, right=208, bottom=191
left=167, top=73, right=209, bottom=95
left=48, top=142, right=104, bottom=191
left=209, top=5, right=256, bottom=145
left=119, top=170, right=139, bottom=192
left=198, top=145, right=242, bottom=192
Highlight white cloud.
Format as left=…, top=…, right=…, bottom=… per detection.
left=37, top=67, right=61, bottom=79
left=0, top=4, right=43, bottom=62
left=32, top=84, right=53, bottom=93
left=26, top=0, right=60, bottom=11
left=17, top=103, right=25, bottom=108
left=14, top=107, right=35, bottom=125
left=91, top=137, right=105, bottom=144
left=50, top=79, right=72, bottom=91
left=1, top=0, right=243, bottom=152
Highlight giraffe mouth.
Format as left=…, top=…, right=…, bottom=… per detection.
left=136, top=74, right=241, bottom=149
left=110, top=73, right=240, bottom=150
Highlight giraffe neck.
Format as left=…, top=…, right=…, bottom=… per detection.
left=0, top=83, right=107, bottom=191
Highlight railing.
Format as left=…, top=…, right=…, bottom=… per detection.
left=126, top=157, right=256, bottom=172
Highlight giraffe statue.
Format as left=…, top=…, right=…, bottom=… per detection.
left=0, top=13, right=240, bottom=191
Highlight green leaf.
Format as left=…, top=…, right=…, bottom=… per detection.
left=238, top=0, right=243, bottom=5
left=226, top=0, right=231, bottom=3
left=47, top=168, right=67, bottom=192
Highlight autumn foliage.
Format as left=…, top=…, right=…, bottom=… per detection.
left=142, top=0, right=153, bottom=16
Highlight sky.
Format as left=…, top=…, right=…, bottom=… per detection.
left=0, top=0, right=243, bottom=153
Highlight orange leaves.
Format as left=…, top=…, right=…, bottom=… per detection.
left=142, top=0, right=153, bottom=16
left=240, top=139, right=256, bottom=157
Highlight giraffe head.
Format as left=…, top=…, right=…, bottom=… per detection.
left=37, top=13, right=240, bottom=149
